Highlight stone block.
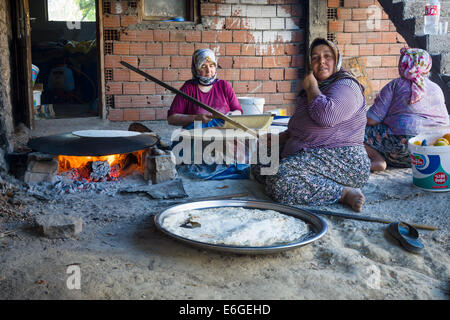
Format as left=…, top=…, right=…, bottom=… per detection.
left=146, top=150, right=176, bottom=173
left=151, top=168, right=178, bottom=184
left=35, top=214, right=83, bottom=239
left=24, top=171, right=54, bottom=184
left=27, top=159, right=58, bottom=174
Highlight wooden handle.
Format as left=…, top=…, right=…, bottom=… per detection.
left=120, top=61, right=259, bottom=138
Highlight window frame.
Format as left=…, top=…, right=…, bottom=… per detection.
left=140, top=0, right=197, bottom=22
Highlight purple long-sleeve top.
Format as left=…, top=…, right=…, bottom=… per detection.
left=281, top=78, right=367, bottom=159
left=366, top=77, right=448, bottom=135
left=168, top=79, right=242, bottom=116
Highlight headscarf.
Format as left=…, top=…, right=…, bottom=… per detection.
left=398, top=47, right=432, bottom=104
left=191, top=48, right=218, bottom=86
left=300, top=38, right=364, bottom=96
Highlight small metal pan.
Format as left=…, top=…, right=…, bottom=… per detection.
left=154, top=199, right=328, bottom=254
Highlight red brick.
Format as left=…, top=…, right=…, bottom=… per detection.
left=140, top=108, right=156, bottom=121
left=232, top=82, right=248, bottom=94
left=336, top=33, right=352, bottom=45
left=284, top=44, right=300, bottom=55
left=170, top=31, right=186, bottom=42
left=277, top=56, right=291, bottom=67
left=121, top=15, right=138, bottom=27
left=179, top=43, right=194, bottom=56
left=337, top=8, right=352, bottom=20
left=381, top=32, right=397, bottom=43
left=139, top=83, right=156, bottom=94
left=123, top=83, right=139, bottom=95
left=329, top=21, right=344, bottom=33
left=114, top=96, right=132, bottom=108
left=201, top=3, right=217, bottom=16
left=105, top=55, right=121, bottom=68
left=270, top=69, right=284, bottom=80
left=291, top=55, right=304, bottom=68
left=154, top=56, right=170, bottom=68
left=344, top=44, right=359, bottom=56
left=366, top=32, right=383, bottom=43
left=359, top=44, right=374, bottom=55
left=217, top=30, right=233, bottom=42
left=103, top=15, right=120, bottom=28
left=248, top=82, right=262, bottom=94
left=224, top=69, right=240, bottom=81
left=373, top=43, right=390, bottom=55
left=263, top=82, right=277, bottom=93
left=129, top=43, right=146, bottom=55
left=263, top=57, right=277, bottom=68
left=344, top=21, right=359, bottom=32
left=106, top=82, right=122, bottom=94
left=163, top=43, right=178, bottom=55
left=359, top=0, right=375, bottom=7
left=113, top=69, right=129, bottom=81
left=163, top=70, right=178, bottom=81
left=123, top=109, right=140, bottom=121
left=129, top=71, right=145, bottom=82
left=344, top=0, right=359, bottom=7
left=240, top=69, right=254, bottom=81
left=146, top=43, right=162, bottom=55
left=351, top=33, right=366, bottom=44
left=113, top=42, right=129, bottom=55
left=328, top=0, right=340, bottom=7
left=225, top=17, right=240, bottom=29
left=255, top=69, right=270, bottom=80
left=210, top=44, right=225, bottom=56
left=226, top=43, right=241, bottom=56
left=381, top=55, right=398, bottom=67
left=277, top=81, right=291, bottom=93
left=139, top=57, right=155, bottom=68
left=352, top=8, right=368, bottom=20
left=233, top=31, right=248, bottom=42
left=284, top=69, right=299, bottom=80
left=218, top=57, right=233, bottom=68
left=135, top=30, right=153, bottom=42
left=155, top=108, right=169, bottom=120
left=171, top=56, right=190, bottom=68
left=372, top=67, right=389, bottom=79
left=389, top=43, right=406, bottom=55
left=154, top=30, right=169, bottom=42
left=387, top=67, right=399, bottom=78
left=122, top=56, right=138, bottom=66
left=108, top=108, right=123, bottom=121
left=241, top=44, right=255, bottom=56
left=110, top=1, right=128, bottom=14
left=202, top=31, right=217, bottom=43
left=366, top=56, right=381, bottom=67
left=185, top=31, right=202, bottom=42
left=120, top=30, right=136, bottom=41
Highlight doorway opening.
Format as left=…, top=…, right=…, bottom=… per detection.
left=29, top=0, right=99, bottom=119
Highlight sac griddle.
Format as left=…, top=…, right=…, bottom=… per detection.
left=27, top=132, right=159, bottom=156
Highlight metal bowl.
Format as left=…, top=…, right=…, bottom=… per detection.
left=154, top=199, right=328, bottom=254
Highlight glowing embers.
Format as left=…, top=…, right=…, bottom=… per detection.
left=57, top=149, right=148, bottom=182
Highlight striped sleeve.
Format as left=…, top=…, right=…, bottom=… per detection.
left=307, top=79, right=364, bottom=127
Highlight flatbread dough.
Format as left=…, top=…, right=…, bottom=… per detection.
left=72, top=130, right=141, bottom=138
left=161, top=207, right=309, bottom=247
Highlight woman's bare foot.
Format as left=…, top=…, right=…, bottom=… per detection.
left=364, top=144, right=387, bottom=172
left=340, top=187, right=365, bottom=212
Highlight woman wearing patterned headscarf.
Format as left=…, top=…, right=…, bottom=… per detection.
left=254, top=38, right=370, bottom=212
left=364, top=47, right=448, bottom=171
left=168, top=48, right=242, bottom=128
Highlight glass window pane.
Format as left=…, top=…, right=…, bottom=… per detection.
left=47, top=0, right=96, bottom=22
left=144, top=0, right=186, bottom=19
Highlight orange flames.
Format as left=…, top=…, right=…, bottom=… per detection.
left=57, top=150, right=147, bottom=181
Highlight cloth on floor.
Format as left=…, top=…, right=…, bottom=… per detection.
left=177, top=163, right=249, bottom=180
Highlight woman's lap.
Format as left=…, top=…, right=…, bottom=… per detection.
left=254, top=145, right=370, bottom=206
left=364, top=123, right=413, bottom=168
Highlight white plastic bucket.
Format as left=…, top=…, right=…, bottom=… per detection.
left=408, top=127, right=450, bottom=192
left=238, top=97, right=265, bottom=115
left=32, top=64, right=39, bottom=87
left=33, top=90, right=42, bottom=107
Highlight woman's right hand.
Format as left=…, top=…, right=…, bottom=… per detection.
left=194, top=113, right=213, bottom=123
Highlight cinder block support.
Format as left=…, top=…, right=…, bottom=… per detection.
left=308, top=0, right=328, bottom=47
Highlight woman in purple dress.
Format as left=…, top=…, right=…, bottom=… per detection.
left=255, top=38, right=370, bottom=212
left=364, top=47, right=448, bottom=171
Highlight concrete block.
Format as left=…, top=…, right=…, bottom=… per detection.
left=151, top=168, right=178, bottom=184
left=24, top=171, right=54, bottom=184
left=35, top=214, right=83, bottom=239
left=27, top=159, right=58, bottom=174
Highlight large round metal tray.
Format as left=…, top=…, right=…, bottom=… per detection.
left=154, top=200, right=328, bottom=254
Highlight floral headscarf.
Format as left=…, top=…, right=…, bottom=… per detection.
left=398, top=47, right=432, bottom=104
left=191, top=48, right=218, bottom=86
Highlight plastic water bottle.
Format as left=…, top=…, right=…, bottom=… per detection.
left=424, top=0, right=440, bottom=35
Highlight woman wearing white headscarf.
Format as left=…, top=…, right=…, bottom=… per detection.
left=168, top=48, right=242, bottom=128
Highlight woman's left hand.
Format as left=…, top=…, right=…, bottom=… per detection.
left=302, top=72, right=318, bottom=91
left=226, top=110, right=242, bottom=116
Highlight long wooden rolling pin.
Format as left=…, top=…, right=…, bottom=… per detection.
left=120, top=61, right=259, bottom=138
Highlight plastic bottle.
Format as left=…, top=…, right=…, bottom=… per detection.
left=424, top=0, right=440, bottom=35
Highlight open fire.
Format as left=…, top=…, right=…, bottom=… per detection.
left=57, top=150, right=148, bottom=182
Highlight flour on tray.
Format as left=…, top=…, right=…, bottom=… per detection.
left=161, top=207, right=309, bottom=247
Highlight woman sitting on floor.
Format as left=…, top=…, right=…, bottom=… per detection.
left=253, top=38, right=370, bottom=212
left=167, top=48, right=242, bottom=128
left=364, top=47, right=449, bottom=172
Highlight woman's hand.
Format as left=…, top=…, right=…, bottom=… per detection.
left=194, top=113, right=213, bottom=123
left=302, top=72, right=318, bottom=91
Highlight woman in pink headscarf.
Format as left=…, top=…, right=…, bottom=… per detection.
left=364, top=47, right=448, bottom=171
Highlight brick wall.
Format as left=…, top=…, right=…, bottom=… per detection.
left=103, top=0, right=307, bottom=121
left=328, top=0, right=407, bottom=103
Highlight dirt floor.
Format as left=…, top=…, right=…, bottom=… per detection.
left=0, top=118, right=449, bottom=300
